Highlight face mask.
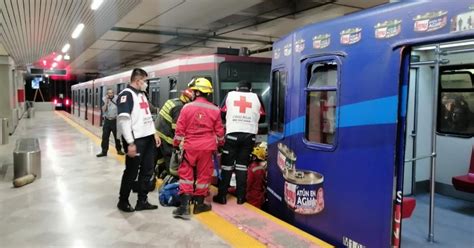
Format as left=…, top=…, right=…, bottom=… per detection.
left=140, top=82, right=148, bottom=91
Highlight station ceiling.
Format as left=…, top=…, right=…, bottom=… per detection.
left=0, top=0, right=389, bottom=78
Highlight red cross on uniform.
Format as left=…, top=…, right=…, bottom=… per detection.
left=139, top=95, right=149, bottom=114
left=234, top=96, right=252, bottom=113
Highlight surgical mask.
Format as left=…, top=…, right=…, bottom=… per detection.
left=140, top=82, right=148, bottom=91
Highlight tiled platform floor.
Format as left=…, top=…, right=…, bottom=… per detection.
left=0, top=111, right=229, bottom=247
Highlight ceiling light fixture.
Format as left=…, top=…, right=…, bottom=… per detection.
left=61, top=43, right=70, bottom=53
left=91, top=0, right=104, bottom=10
left=71, top=24, right=85, bottom=39
left=415, top=40, right=474, bottom=51
left=64, top=54, right=70, bottom=61
left=52, top=62, right=58, bottom=68
left=54, top=55, right=63, bottom=62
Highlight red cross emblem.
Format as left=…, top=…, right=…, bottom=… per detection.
left=234, top=96, right=252, bottom=113
left=139, top=96, right=149, bottom=114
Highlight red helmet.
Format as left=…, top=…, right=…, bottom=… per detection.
left=180, top=88, right=194, bottom=102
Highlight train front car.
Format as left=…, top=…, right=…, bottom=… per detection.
left=266, top=1, right=474, bottom=247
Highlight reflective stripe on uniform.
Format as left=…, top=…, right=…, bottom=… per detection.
left=195, top=183, right=209, bottom=189
left=171, top=123, right=177, bottom=129
left=252, top=165, right=266, bottom=172
left=179, top=179, right=194, bottom=185
left=221, top=165, right=233, bottom=171
left=159, top=100, right=177, bottom=124
left=226, top=135, right=237, bottom=140
left=222, top=150, right=229, bottom=154
left=235, top=164, right=248, bottom=171
left=157, top=158, right=165, bottom=165
left=157, top=130, right=174, bottom=144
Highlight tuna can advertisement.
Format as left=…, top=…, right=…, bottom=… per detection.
left=284, top=170, right=324, bottom=214
left=413, top=11, right=448, bottom=32
left=340, top=28, right=362, bottom=45
left=374, top=20, right=402, bottom=39
left=276, top=143, right=324, bottom=215
left=312, top=34, right=331, bottom=49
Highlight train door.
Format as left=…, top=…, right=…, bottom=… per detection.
left=401, top=40, right=474, bottom=247
left=84, top=88, right=88, bottom=120
left=148, top=78, right=161, bottom=119
left=168, top=76, right=178, bottom=100
left=97, top=85, right=103, bottom=126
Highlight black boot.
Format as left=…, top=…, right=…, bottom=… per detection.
left=117, top=200, right=134, bottom=212
left=212, top=194, right=227, bottom=204
left=135, top=200, right=158, bottom=211
left=193, top=196, right=212, bottom=214
left=173, top=194, right=191, bottom=220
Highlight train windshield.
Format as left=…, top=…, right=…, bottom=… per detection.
left=218, top=62, right=271, bottom=110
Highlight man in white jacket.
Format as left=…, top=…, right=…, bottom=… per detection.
left=116, top=68, right=161, bottom=212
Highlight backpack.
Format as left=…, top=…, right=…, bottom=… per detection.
left=158, top=182, right=180, bottom=207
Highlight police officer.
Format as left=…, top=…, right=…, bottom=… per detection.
left=172, top=78, right=225, bottom=219
left=213, top=80, right=265, bottom=205
left=97, top=88, right=124, bottom=157
left=116, top=68, right=161, bottom=212
left=155, top=88, right=194, bottom=177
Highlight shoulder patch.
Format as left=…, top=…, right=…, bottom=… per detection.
left=120, top=95, right=127, bottom=103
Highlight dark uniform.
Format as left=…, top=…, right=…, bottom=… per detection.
left=155, top=94, right=190, bottom=176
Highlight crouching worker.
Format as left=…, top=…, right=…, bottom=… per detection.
left=246, top=142, right=267, bottom=208
left=172, top=78, right=225, bottom=219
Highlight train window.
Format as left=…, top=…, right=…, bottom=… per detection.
left=270, top=70, right=286, bottom=133
left=149, top=78, right=161, bottom=107
left=95, top=88, right=99, bottom=107
left=169, top=77, right=178, bottom=99
left=437, top=67, right=474, bottom=136
left=305, top=62, right=338, bottom=145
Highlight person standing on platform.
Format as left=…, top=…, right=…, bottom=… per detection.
left=116, top=68, right=161, bottom=212
left=155, top=88, right=195, bottom=178
left=97, top=89, right=124, bottom=157
left=213, top=80, right=265, bottom=205
left=172, top=78, right=225, bottom=219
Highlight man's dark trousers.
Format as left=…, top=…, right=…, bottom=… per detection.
left=101, top=118, right=122, bottom=154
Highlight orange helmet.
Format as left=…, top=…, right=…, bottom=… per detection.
left=180, top=88, right=194, bottom=103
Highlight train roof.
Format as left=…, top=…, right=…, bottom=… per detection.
left=272, top=0, right=474, bottom=62
left=72, top=54, right=270, bottom=88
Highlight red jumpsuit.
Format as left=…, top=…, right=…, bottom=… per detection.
left=246, top=161, right=267, bottom=208
left=174, top=97, right=225, bottom=196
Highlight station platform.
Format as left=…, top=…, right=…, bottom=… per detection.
left=0, top=111, right=332, bottom=248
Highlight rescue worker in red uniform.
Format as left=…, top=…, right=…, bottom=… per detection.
left=246, top=142, right=267, bottom=208
left=155, top=89, right=194, bottom=177
left=213, top=80, right=265, bottom=205
left=172, top=78, right=225, bottom=219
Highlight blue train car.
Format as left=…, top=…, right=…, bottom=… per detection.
left=266, top=1, right=474, bottom=247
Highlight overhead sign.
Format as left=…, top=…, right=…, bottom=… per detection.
left=30, top=68, right=67, bottom=75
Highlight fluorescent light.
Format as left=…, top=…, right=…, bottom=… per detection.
left=91, top=0, right=104, bottom=10
left=71, top=23, right=85, bottom=39
left=262, top=86, right=270, bottom=96
left=61, top=43, right=70, bottom=53
left=64, top=54, right=70, bottom=60
left=54, top=55, right=62, bottom=62
left=415, top=40, right=474, bottom=51
left=52, top=62, right=58, bottom=68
